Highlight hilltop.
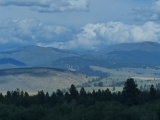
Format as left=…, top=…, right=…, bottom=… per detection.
left=0, top=67, right=90, bottom=93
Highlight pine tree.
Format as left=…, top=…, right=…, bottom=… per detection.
left=80, top=87, right=87, bottom=97
left=37, top=90, right=45, bottom=105
left=122, top=78, right=140, bottom=105
left=50, top=92, right=57, bottom=107
left=56, top=89, right=64, bottom=104
left=0, top=93, right=4, bottom=103
left=149, top=85, right=157, bottom=101
left=69, top=84, right=79, bottom=100
left=45, top=92, right=50, bottom=104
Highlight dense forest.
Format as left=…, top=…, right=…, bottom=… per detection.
left=0, top=78, right=160, bottom=120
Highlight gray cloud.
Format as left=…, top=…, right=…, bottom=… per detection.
left=0, top=0, right=89, bottom=12
left=0, top=19, right=71, bottom=45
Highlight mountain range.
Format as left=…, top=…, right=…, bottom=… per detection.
left=1, top=41, right=160, bottom=76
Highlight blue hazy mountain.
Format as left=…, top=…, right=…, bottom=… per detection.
left=1, top=41, right=160, bottom=75
left=95, top=41, right=160, bottom=68
left=50, top=41, right=160, bottom=75
left=0, top=58, right=26, bottom=66
left=0, top=45, right=78, bottom=69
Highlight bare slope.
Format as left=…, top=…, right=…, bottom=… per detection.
left=0, top=68, right=90, bottom=93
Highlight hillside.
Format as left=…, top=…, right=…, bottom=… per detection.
left=0, top=68, right=90, bottom=93
left=1, top=42, right=160, bottom=76
left=0, top=46, right=78, bottom=68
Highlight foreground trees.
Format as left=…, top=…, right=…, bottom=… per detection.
left=0, top=79, right=159, bottom=107
left=0, top=98, right=160, bottom=120
left=0, top=78, right=160, bottom=120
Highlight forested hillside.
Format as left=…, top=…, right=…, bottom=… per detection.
left=0, top=78, right=160, bottom=120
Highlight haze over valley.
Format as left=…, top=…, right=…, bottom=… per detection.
left=1, top=41, right=160, bottom=92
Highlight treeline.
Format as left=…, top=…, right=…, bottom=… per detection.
left=0, top=78, right=160, bottom=120
left=0, top=78, right=158, bottom=107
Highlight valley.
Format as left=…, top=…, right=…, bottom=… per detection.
left=1, top=41, right=160, bottom=93
left=80, top=66, right=160, bottom=92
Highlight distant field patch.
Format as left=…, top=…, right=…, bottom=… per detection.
left=131, top=77, right=160, bottom=81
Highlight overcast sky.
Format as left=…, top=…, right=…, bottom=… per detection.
left=0, top=0, right=160, bottom=50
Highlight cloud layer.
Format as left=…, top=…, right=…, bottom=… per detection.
left=135, top=0, right=160, bottom=21
left=49, top=21, right=160, bottom=50
left=1, top=18, right=160, bottom=50
left=0, top=0, right=89, bottom=12
left=0, top=19, right=71, bottom=45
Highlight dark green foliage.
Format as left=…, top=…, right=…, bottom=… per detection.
left=69, top=84, right=79, bottom=100
left=50, top=92, right=57, bottom=107
left=149, top=84, right=157, bottom=101
left=1, top=100, right=160, bottom=120
left=0, top=78, right=160, bottom=120
left=37, top=90, right=46, bottom=105
left=122, top=78, right=140, bottom=105
left=0, top=104, right=46, bottom=120
left=80, top=87, right=86, bottom=97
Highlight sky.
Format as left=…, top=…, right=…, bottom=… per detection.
left=0, top=0, right=160, bottom=50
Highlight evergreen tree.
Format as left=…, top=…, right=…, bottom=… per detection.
left=50, top=92, right=57, bottom=107
left=20, top=91, right=24, bottom=98
left=149, top=85, right=157, bottom=101
left=37, top=90, right=46, bottom=105
left=0, top=93, right=4, bottom=103
left=45, top=92, right=50, bottom=104
left=6, top=91, right=11, bottom=100
left=92, top=90, right=96, bottom=97
left=80, top=87, right=87, bottom=97
left=56, top=89, right=64, bottom=104
left=122, top=78, right=140, bottom=105
left=69, top=84, right=79, bottom=100
left=24, top=92, right=29, bottom=97
left=103, top=88, right=112, bottom=101
left=22, top=92, right=30, bottom=107
left=64, top=91, right=70, bottom=102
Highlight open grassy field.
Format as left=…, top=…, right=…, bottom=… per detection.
left=1, top=66, right=160, bottom=94
left=86, top=66, right=160, bottom=91
left=90, top=66, right=160, bottom=80
left=0, top=68, right=92, bottom=93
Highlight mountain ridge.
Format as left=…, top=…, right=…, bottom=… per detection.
left=96, top=41, right=160, bottom=55
left=1, top=41, right=160, bottom=75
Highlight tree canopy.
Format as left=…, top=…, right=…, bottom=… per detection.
left=0, top=78, right=159, bottom=120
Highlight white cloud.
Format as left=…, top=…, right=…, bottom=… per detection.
left=1, top=19, right=160, bottom=50
left=0, top=0, right=89, bottom=12
left=0, top=19, right=71, bottom=45
left=49, top=21, right=160, bottom=50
